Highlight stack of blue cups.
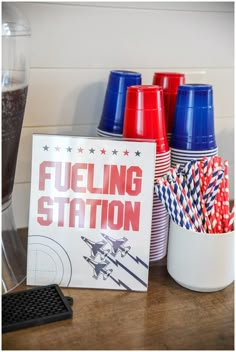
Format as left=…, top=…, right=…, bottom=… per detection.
left=97, top=70, right=142, bottom=138
left=170, top=84, right=218, bottom=168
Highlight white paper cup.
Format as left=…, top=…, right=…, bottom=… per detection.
left=167, top=220, right=234, bottom=292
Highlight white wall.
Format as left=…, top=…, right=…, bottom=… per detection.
left=11, top=2, right=234, bottom=228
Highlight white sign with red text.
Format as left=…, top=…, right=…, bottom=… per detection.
left=27, top=134, right=156, bottom=291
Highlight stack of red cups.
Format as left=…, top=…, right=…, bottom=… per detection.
left=153, top=72, right=185, bottom=144
left=123, top=85, right=170, bottom=262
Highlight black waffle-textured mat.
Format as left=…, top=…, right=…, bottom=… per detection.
left=2, top=284, right=73, bottom=333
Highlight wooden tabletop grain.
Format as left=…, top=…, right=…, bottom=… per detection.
left=2, top=229, right=234, bottom=350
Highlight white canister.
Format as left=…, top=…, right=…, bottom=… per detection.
left=167, top=220, right=234, bottom=292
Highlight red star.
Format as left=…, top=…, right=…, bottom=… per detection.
left=123, top=149, right=129, bottom=156
left=100, top=148, right=106, bottom=155
left=78, top=147, right=83, bottom=153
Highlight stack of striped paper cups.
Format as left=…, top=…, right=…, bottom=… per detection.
left=97, top=70, right=141, bottom=138
left=170, top=84, right=218, bottom=168
left=123, top=86, right=170, bottom=262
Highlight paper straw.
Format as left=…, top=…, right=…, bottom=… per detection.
left=171, top=178, right=204, bottom=231
left=155, top=182, right=194, bottom=230
left=191, top=160, right=204, bottom=220
left=184, top=161, right=203, bottom=220
left=167, top=167, right=198, bottom=216
left=196, top=160, right=213, bottom=233
left=201, top=198, right=214, bottom=233
left=228, top=206, right=235, bottom=231
left=213, top=155, right=222, bottom=169
left=198, top=160, right=204, bottom=195
left=212, top=182, right=223, bottom=233
left=209, top=191, right=219, bottom=233
left=175, top=164, right=183, bottom=175
left=156, top=182, right=181, bottom=227
left=202, top=157, right=209, bottom=193
left=203, top=167, right=221, bottom=202
left=155, top=157, right=234, bottom=234
left=223, top=160, right=230, bottom=231
left=207, top=157, right=223, bottom=233
left=205, top=157, right=214, bottom=194
left=206, top=157, right=213, bottom=178
left=164, top=185, right=193, bottom=230
left=217, top=183, right=224, bottom=233
left=205, top=169, right=224, bottom=214
left=168, top=180, right=203, bottom=232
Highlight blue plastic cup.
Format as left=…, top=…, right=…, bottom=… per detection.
left=171, top=84, right=217, bottom=150
left=98, top=70, right=141, bottom=135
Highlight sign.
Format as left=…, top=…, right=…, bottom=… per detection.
left=27, top=134, right=156, bottom=291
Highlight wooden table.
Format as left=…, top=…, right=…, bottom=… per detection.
left=2, top=229, right=234, bottom=350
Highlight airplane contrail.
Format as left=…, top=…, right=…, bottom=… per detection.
left=108, top=256, right=147, bottom=288
left=127, top=253, right=149, bottom=269
left=109, top=275, right=132, bottom=291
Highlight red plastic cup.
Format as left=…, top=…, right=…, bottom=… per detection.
left=123, top=85, right=169, bottom=153
left=152, top=72, right=185, bottom=134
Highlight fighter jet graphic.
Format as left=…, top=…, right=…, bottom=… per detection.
left=101, top=233, right=131, bottom=257
left=83, top=256, right=113, bottom=280
left=81, top=236, right=110, bottom=260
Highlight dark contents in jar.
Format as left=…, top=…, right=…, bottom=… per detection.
left=2, top=86, right=28, bottom=204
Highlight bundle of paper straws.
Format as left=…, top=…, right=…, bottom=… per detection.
left=155, top=156, right=234, bottom=233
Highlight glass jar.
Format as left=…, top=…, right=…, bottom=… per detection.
left=2, top=3, right=31, bottom=293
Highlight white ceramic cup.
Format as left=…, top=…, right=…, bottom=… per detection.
left=167, top=220, right=234, bottom=292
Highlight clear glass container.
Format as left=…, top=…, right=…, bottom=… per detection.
left=2, top=3, right=31, bottom=293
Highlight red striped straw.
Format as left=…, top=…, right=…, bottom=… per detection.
left=209, top=187, right=218, bottom=234
left=212, top=158, right=230, bottom=233
left=198, top=160, right=211, bottom=231
left=210, top=206, right=218, bottom=233
left=202, top=157, right=209, bottom=193
left=215, top=181, right=223, bottom=233
left=192, top=161, right=204, bottom=220
left=210, top=159, right=222, bottom=232
left=185, top=162, right=203, bottom=213
left=203, top=167, right=221, bottom=203
left=228, top=205, right=235, bottom=231
left=198, top=160, right=205, bottom=194
left=156, top=157, right=234, bottom=234
left=210, top=198, right=219, bottom=233
left=213, top=155, right=222, bottom=167
left=223, top=160, right=230, bottom=231
left=206, top=157, right=214, bottom=190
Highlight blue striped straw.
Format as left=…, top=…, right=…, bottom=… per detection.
left=155, top=183, right=176, bottom=222
left=192, top=160, right=204, bottom=220
left=184, top=161, right=201, bottom=211
left=179, top=172, right=204, bottom=227
left=183, top=161, right=192, bottom=176
left=203, top=167, right=222, bottom=202
left=165, top=186, right=188, bottom=229
left=170, top=180, right=204, bottom=232
left=175, top=164, right=183, bottom=175
left=155, top=183, right=193, bottom=230
left=160, top=165, right=202, bottom=231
